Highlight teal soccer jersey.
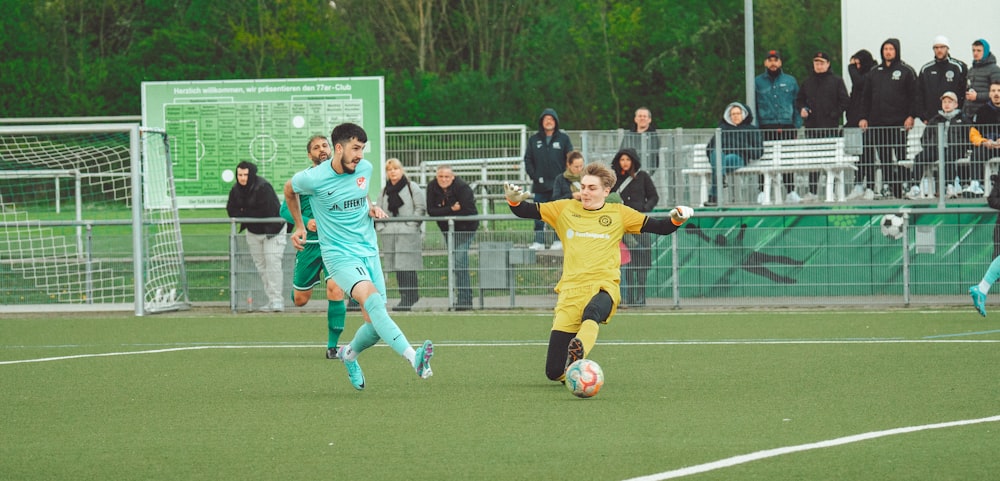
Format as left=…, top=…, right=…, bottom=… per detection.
left=290, top=158, right=379, bottom=259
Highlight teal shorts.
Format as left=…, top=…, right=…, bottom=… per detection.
left=292, top=242, right=328, bottom=291
left=325, top=253, right=386, bottom=301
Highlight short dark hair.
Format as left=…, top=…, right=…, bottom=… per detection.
left=973, top=40, right=985, bottom=47
left=330, top=123, right=368, bottom=146
left=306, top=134, right=327, bottom=152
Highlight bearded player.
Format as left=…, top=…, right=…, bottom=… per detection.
left=504, top=163, right=693, bottom=381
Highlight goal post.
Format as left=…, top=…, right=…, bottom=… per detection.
left=0, top=123, right=188, bottom=315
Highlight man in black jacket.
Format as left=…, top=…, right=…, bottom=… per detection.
left=796, top=51, right=850, bottom=197
left=916, top=36, right=968, bottom=123
left=859, top=38, right=919, bottom=199
left=426, top=165, right=479, bottom=310
left=226, top=160, right=287, bottom=312
left=524, top=108, right=573, bottom=250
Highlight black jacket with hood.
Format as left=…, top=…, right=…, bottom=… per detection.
left=706, top=102, right=764, bottom=163
left=524, top=108, right=574, bottom=195
left=846, top=49, right=875, bottom=127
left=225, top=161, right=285, bottom=235
left=610, top=148, right=659, bottom=213
left=861, top=39, right=919, bottom=126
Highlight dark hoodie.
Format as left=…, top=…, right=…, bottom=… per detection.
left=706, top=102, right=764, bottom=162
left=523, top=108, right=574, bottom=195
left=226, top=161, right=285, bottom=235
left=846, top=49, right=875, bottom=127
left=610, top=148, right=658, bottom=213
left=860, top=38, right=919, bottom=126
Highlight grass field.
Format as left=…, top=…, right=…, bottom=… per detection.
left=2, top=308, right=999, bottom=481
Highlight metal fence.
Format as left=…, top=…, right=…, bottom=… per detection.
left=215, top=207, right=995, bottom=313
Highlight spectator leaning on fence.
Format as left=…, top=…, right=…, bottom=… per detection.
left=912, top=92, right=970, bottom=198
left=524, top=107, right=574, bottom=250
left=965, top=39, right=1000, bottom=119
left=969, top=81, right=1000, bottom=172
left=619, top=107, right=661, bottom=172
left=377, top=158, right=426, bottom=311
left=426, top=164, right=479, bottom=311
left=705, top=102, right=764, bottom=206
left=859, top=38, right=919, bottom=200
left=916, top=35, right=968, bottom=123
left=226, top=160, right=287, bottom=312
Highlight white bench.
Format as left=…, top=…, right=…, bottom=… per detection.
left=743, top=138, right=859, bottom=204
left=682, top=137, right=859, bottom=206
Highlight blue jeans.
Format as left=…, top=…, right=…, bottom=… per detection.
left=708, top=153, right=745, bottom=197
left=533, top=191, right=553, bottom=244
left=449, top=230, right=476, bottom=306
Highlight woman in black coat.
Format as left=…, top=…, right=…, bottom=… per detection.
left=611, top=148, right=659, bottom=307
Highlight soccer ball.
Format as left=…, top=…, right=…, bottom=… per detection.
left=880, top=214, right=905, bottom=240
left=565, top=359, right=604, bottom=398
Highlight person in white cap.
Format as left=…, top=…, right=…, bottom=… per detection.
left=916, top=35, right=968, bottom=123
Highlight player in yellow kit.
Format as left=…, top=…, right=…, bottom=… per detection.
left=505, top=162, right=693, bottom=381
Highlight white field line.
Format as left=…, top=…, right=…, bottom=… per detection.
left=622, top=415, right=1000, bottom=481
left=2, top=338, right=999, bottom=365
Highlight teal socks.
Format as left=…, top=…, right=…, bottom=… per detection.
left=361, top=292, right=411, bottom=356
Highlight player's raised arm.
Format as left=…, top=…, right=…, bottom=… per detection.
left=504, top=183, right=541, bottom=219
left=641, top=206, right=694, bottom=235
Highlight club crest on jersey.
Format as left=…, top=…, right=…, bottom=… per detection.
left=599, top=215, right=612, bottom=226
left=356, top=176, right=367, bottom=190
left=891, top=70, right=902, bottom=81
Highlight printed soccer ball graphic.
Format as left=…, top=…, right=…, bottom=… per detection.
left=880, top=214, right=905, bottom=240
left=565, top=359, right=604, bottom=398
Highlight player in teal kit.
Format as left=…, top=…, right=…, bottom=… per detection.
left=283, top=123, right=434, bottom=390
left=279, top=134, right=350, bottom=360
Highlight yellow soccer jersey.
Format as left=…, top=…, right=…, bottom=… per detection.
left=538, top=199, right=647, bottom=292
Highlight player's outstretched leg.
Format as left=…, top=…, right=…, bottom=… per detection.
left=413, top=340, right=434, bottom=379
left=336, top=345, right=366, bottom=390
left=970, top=285, right=987, bottom=317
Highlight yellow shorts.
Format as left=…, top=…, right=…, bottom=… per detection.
left=551, top=281, right=620, bottom=332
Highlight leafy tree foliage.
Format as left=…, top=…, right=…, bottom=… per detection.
left=1, top=0, right=839, bottom=129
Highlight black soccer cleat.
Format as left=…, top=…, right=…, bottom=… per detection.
left=565, top=337, right=584, bottom=372
left=326, top=347, right=339, bottom=360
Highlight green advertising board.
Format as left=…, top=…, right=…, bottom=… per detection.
left=141, top=77, right=385, bottom=207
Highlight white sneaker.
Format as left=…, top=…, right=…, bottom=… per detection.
left=801, top=192, right=819, bottom=202
left=946, top=185, right=958, bottom=198
left=846, top=185, right=865, bottom=200
left=270, top=301, right=284, bottom=312
left=863, top=188, right=876, bottom=201
left=785, top=191, right=801, bottom=204
left=967, top=180, right=985, bottom=195
left=756, top=191, right=765, bottom=204
left=550, top=241, right=562, bottom=250
left=906, top=185, right=921, bottom=199
left=528, top=242, right=545, bottom=250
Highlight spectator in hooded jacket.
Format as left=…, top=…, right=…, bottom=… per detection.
left=426, top=165, right=479, bottom=311
left=227, top=160, right=287, bottom=312
left=845, top=49, right=876, bottom=128
left=524, top=108, right=574, bottom=250
left=795, top=51, right=850, bottom=198
left=610, top=148, right=659, bottom=307
left=705, top=102, right=764, bottom=206
left=970, top=81, right=1000, bottom=167
left=965, top=39, right=1000, bottom=119
left=916, top=35, right=968, bottom=123
left=859, top=38, right=919, bottom=199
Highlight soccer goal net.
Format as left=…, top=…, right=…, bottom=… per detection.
left=0, top=123, right=188, bottom=315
